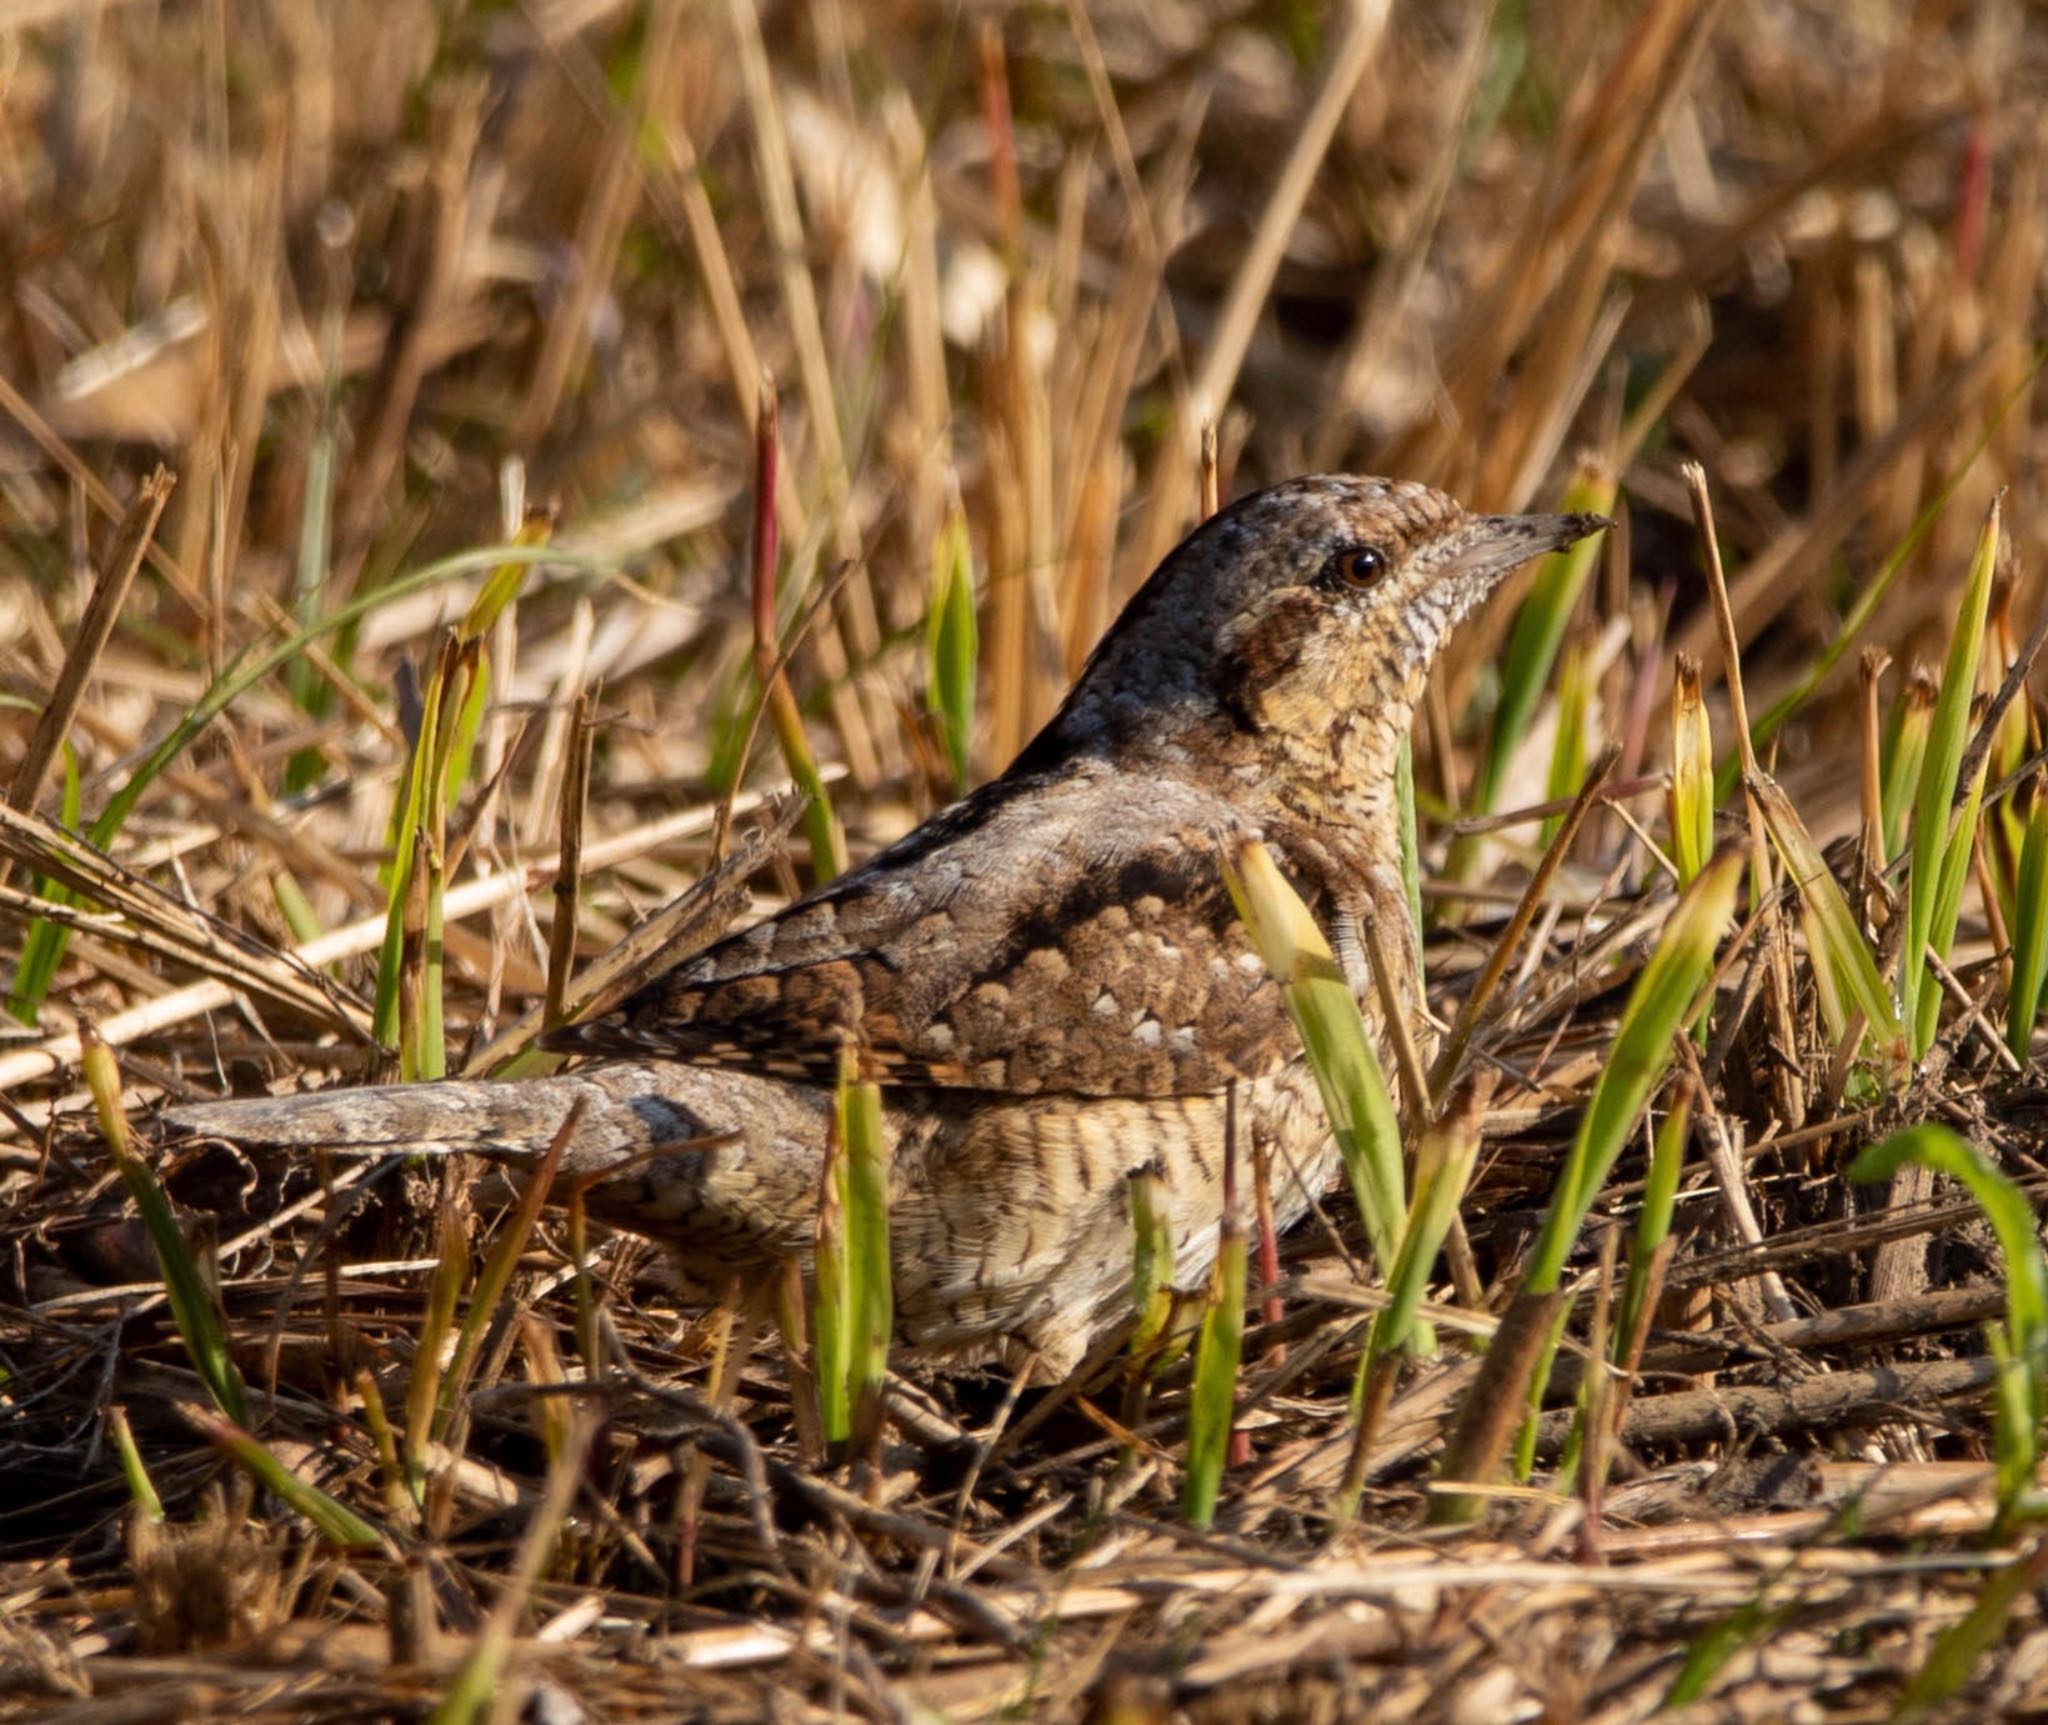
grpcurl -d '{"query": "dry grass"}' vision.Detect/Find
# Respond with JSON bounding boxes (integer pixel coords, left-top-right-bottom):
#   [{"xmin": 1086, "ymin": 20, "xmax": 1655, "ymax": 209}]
[{"xmin": 5, "ymin": 1, "xmax": 2048, "ymax": 1718}]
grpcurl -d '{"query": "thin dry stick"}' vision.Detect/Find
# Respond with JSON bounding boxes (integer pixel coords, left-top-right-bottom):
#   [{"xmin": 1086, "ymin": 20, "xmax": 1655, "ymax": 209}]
[
  {"xmin": 0, "ymin": 370, "xmax": 205, "ymax": 610},
  {"xmin": 1575, "ymin": 1220, "xmax": 1622, "ymax": 1562},
  {"xmin": 711, "ymin": 549, "xmax": 867, "ymax": 865},
  {"xmin": 1858, "ymin": 647, "xmax": 1891, "ymax": 866},
  {"xmin": 1680, "ymin": 1037, "xmax": 1798, "ymax": 1324},
  {"xmin": 1684, "ymin": 459, "xmax": 1805, "ymax": 1127},
  {"xmin": 1251, "ymin": 1138, "xmax": 1285, "ymax": 1348},
  {"xmin": 9, "ymin": 467, "xmax": 175, "ymax": 813},
  {"xmin": 1926, "ymin": 946, "xmax": 2023, "ymax": 1075},
  {"xmin": 1430, "ymin": 744, "xmax": 1619, "ymax": 1099},
  {"xmin": 544, "ymin": 683, "xmax": 598, "ymax": 1030},
  {"xmin": 1361, "ymin": 908, "xmax": 1430, "ymax": 1134}
]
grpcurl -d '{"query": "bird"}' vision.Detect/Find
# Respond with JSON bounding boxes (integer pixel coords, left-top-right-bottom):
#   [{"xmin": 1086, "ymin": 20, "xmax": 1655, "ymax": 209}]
[{"xmin": 165, "ymin": 477, "xmax": 1607, "ymax": 1372}]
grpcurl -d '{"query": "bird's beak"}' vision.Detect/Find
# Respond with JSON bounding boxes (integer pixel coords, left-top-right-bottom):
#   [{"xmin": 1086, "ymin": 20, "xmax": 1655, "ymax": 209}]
[{"xmin": 1447, "ymin": 511, "xmax": 1613, "ymax": 590}]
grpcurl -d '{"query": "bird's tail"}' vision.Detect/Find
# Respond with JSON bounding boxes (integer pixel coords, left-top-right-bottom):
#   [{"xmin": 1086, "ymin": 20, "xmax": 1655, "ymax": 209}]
[
  {"xmin": 162, "ymin": 1063, "xmax": 832, "ymax": 1268},
  {"xmin": 164, "ymin": 1066, "xmax": 667, "ymax": 1163}
]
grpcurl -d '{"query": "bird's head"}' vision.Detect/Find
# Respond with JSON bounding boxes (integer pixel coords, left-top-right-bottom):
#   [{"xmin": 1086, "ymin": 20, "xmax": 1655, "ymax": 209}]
[{"xmin": 1035, "ymin": 475, "xmax": 1609, "ymax": 818}]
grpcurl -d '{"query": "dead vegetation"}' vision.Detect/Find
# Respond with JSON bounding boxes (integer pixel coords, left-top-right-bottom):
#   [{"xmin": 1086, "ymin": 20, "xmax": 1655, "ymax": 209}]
[{"xmin": 5, "ymin": 0, "xmax": 2048, "ymax": 1719}]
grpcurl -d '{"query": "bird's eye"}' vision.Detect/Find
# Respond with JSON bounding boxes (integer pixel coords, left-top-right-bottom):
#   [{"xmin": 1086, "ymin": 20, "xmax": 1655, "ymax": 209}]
[{"xmin": 1327, "ymin": 545, "xmax": 1389, "ymax": 590}]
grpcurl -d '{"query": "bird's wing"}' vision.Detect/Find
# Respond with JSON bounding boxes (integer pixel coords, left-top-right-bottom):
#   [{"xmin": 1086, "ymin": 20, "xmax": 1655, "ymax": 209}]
[{"xmin": 544, "ymin": 771, "xmax": 1303, "ymax": 1097}]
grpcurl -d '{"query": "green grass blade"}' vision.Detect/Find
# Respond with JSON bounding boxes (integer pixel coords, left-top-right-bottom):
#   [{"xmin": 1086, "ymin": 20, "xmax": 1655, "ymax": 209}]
[
  {"xmin": 108, "ymin": 1404, "xmax": 165, "ymax": 1524},
  {"xmin": 1613, "ymin": 1081, "xmax": 1692, "ymax": 1377},
  {"xmin": 926, "ymin": 497, "xmax": 979, "ymax": 794},
  {"xmin": 1225, "ymin": 838, "xmax": 1405, "ymax": 1276},
  {"xmin": 1900, "ymin": 498, "xmax": 1999, "ymax": 1054},
  {"xmin": 1880, "ymin": 667, "xmax": 1936, "ymax": 864},
  {"xmin": 1395, "ymin": 734, "xmax": 1425, "ymax": 990},
  {"xmin": 432, "ymin": 1097, "xmax": 583, "ymax": 1441},
  {"xmin": 1370, "ymin": 1086, "xmax": 1483, "ymax": 1363},
  {"xmin": 1524, "ymin": 851, "xmax": 1740, "ymax": 1295},
  {"xmin": 814, "ymin": 1112, "xmax": 852, "ymax": 1445},
  {"xmin": 82, "ymin": 1030, "xmax": 249, "ymax": 1427},
  {"xmin": 1894, "ymin": 1536, "xmax": 2048, "ymax": 1719},
  {"xmin": 1748, "ymin": 768, "xmax": 1905, "ymax": 1071},
  {"xmin": 1850, "ymin": 1125, "xmax": 2045, "ymax": 1372},
  {"xmin": 1181, "ymin": 1209, "xmax": 1246, "ymax": 1528},
  {"xmin": 1129, "ymin": 1163, "xmax": 1176, "ymax": 1361},
  {"xmin": 419, "ymin": 827, "xmax": 448, "ymax": 1081},
  {"xmin": 1540, "ymin": 637, "xmax": 1590, "ymax": 849},
  {"xmin": 1915, "ymin": 744, "xmax": 1990, "ymax": 1055},
  {"xmin": 838, "ymin": 1053, "xmax": 892, "ymax": 1452},
  {"xmin": 2007, "ymin": 780, "xmax": 2048, "ymax": 1061},
  {"xmin": 181, "ymin": 1403, "xmax": 385, "ymax": 1548},
  {"xmin": 1669, "ymin": 653, "xmax": 1714, "ymax": 887},
  {"xmin": 1851, "ymin": 1124, "xmax": 2046, "ymax": 1519},
  {"xmin": 404, "ymin": 1204, "xmax": 469, "ymax": 1493}
]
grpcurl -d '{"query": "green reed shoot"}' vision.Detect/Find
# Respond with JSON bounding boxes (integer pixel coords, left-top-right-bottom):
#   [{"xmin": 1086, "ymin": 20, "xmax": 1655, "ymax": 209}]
[
  {"xmin": 107, "ymin": 1405, "xmax": 164, "ymax": 1524},
  {"xmin": 81, "ymin": 1027, "xmax": 248, "ymax": 1427},
  {"xmin": 1128, "ymin": 1163, "xmax": 1177, "ymax": 1365},
  {"xmin": 404, "ymin": 1204, "xmax": 469, "ymax": 1497},
  {"xmin": 1669, "ymin": 654, "xmax": 1714, "ymax": 887},
  {"xmin": 1395, "ymin": 734, "xmax": 1425, "ymax": 989},
  {"xmin": 182, "ymin": 1404, "xmax": 385, "ymax": 1549},
  {"xmin": 372, "ymin": 513, "xmax": 551, "ymax": 1066},
  {"xmin": 1918, "ymin": 729, "xmax": 1992, "ymax": 1056},
  {"xmin": 1900, "ymin": 498, "xmax": 1999, "ymax": 1059},
  {"xmin": 1851, "ymin": 1126, "xmax": 2046, "ymax": 1526},
  {"xmin": 430, "ymin": 1097, "xmax": 583, "ymax": 1444},
  {"xmin": 1879, "ymin": 666, "xmax": 1937, "ymax": 865},
  {"xmin": 1749, "ymin": 768, "xmax": 1906, "ymax": 1074},
  {"xmin": 1522, "ymin": 852, "xmax": 1740, "ymax": 1297},
  {"xmin": 813, "ymin": 1108, "xmax": 851, "ymax": 1444},
  {"xmin": 838, "ymin": 1049, "xmax": 893, "ymax": 1453},
  {"xmin": 1894, "ymin": 1535, "xmax": 2048, "ymax": 1721},
  {"xmin": 1182, "ymin": 1100, "xmax": 1247, "ymax": 1529},
  {"xmin": 812, "ymin": 1048, "xmax": 891, "ymax": 1449},
  {"xmin": 1541, "ymin": 636, "xmax": 1591, "ymax": 849},
  {"xmin": 1984, "ymin": 586, "xmax": 2033, "ymax": 915},
  {"xmin": 84, "ymin": 1035, "xmax": 379, "ymax": 1547},
  {"xmin": 1340, "ymin": 1082, "xmax": 1485, "ymax": 1517},
  {"xmin": 1225, "ymin": 838, "xmax": 1404, "ymax": 1278},
  {"xmin": 1613, "ymin": 1081, "xmax": 1692, "ymax": 1379},
  {"xmin": 926, "ymin": 494, "xmax": 979, "ymax": 795},
  {"xmin": 2007, "ymin": 775, "xmax": 2048, "ymax": 1063},
  {"xmin": 1491, "ymin": 850, "xmax": 1738, "ymax": 1488}
]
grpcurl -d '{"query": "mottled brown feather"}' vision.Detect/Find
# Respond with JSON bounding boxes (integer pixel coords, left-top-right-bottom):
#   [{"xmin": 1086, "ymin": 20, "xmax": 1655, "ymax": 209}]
[{"xmin": 546, "ymin": 767, "xmax": 1312, "ymax": 1095}]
